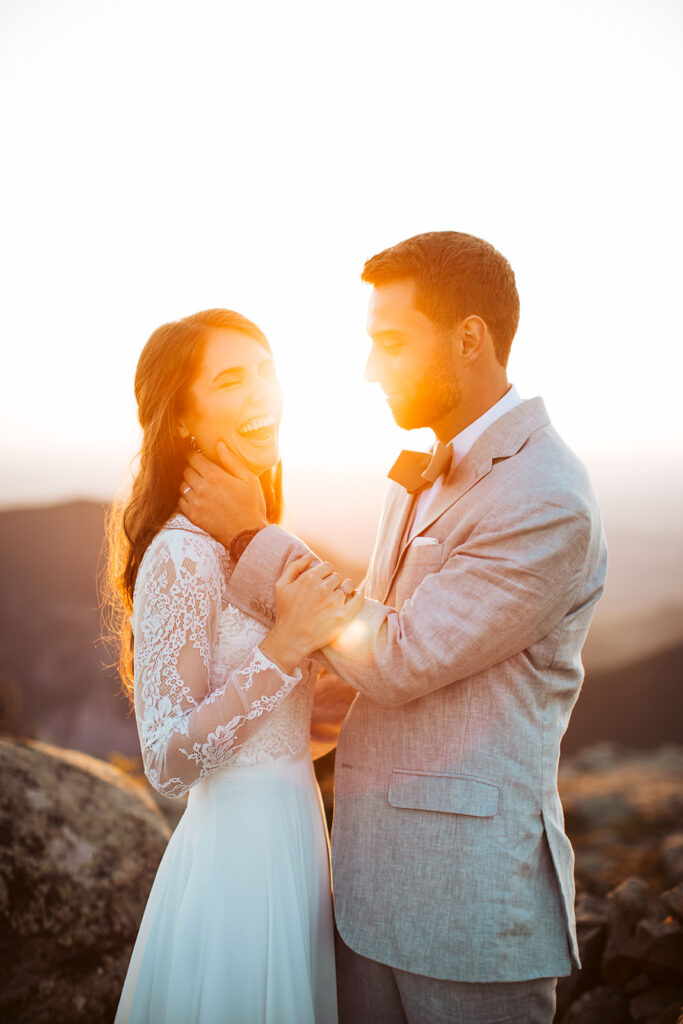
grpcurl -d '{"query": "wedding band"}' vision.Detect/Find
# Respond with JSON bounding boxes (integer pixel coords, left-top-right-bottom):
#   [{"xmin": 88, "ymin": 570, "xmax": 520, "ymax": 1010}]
[
  {"xmin": 182, "ymin": 485, "xmax": 192, "ymax": 496},
  {"xmin": 336, "ymin": 579, "xmax": 356, "ymax": 601}
]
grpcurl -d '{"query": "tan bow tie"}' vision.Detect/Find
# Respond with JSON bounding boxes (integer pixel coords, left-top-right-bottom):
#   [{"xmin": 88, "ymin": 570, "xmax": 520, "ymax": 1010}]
[{"xmin": 388, "ymin": 441, "xmax": 453, "ymax": 494}]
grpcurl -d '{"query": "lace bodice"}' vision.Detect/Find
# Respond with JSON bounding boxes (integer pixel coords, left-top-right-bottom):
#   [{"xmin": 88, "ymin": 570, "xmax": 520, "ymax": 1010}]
[{"xmin": 132, "ymin": 514, "xmax": 314, "ymax": 798}]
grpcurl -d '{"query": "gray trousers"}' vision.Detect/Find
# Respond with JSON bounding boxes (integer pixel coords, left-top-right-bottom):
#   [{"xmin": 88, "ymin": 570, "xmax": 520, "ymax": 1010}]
[{"xmin": 335, "ymin": 931, "xmax": 557, "ymax": 1024}]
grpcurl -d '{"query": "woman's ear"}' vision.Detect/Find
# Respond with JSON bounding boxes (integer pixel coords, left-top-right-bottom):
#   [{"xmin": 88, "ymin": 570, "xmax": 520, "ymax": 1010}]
[{"xmin": 176, "ymin": 419, "xmax": 191, "ymax": 439}]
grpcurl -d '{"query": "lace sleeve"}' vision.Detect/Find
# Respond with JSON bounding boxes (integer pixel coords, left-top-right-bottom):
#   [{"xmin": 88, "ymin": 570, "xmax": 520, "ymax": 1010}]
[{"xmin": 132, "ymin": 529, "xmax": 301, "ymax": 798}]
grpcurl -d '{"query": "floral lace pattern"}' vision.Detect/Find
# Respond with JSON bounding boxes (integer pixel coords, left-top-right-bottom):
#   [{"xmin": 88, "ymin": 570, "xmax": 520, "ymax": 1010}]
[{"xmin": 133, "ymin": 515, "xmax": 314, "ymax": 797}]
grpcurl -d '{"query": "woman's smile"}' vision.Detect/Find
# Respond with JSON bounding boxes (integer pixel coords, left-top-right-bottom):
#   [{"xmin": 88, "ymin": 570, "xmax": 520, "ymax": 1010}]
[{"xmin": 237, "ymin": 412, "xmax": 278, "ymax": 445}]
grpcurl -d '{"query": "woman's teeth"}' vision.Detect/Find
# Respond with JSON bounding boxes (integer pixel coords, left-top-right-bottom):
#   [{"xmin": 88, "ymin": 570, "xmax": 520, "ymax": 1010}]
[{"xmin": 238, "ymin": 413, "xmax": 277, "ymax": 440}]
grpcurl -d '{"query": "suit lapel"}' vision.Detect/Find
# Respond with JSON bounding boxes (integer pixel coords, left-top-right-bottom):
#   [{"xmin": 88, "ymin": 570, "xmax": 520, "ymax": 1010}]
[
  {"xmin": 366, "ymin": 485, "xmax": 417, "ymax": 602},
  {"xmin": 412, "ymin": 454, "xmax": 492, "ymax": 540},
  {"xmin": 381, "ymin": 455, "xmax": 492, "ymax": 602},
  {"xmin": 380, "ymin": 397, "xmax": 551, "ymax": 604}
]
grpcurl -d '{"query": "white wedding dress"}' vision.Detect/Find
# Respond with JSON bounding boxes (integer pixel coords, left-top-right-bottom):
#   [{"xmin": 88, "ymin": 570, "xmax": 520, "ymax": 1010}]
[{"xmin": 115, "ymin": 514, "xmax": 337, "ymax": 1024}]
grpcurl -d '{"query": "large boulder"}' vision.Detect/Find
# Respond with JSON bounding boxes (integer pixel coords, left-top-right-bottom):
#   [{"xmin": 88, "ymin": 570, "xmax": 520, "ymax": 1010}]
[{"xmin": 0, "ymin": 734, "xmax": 171, "ymax": 1024}]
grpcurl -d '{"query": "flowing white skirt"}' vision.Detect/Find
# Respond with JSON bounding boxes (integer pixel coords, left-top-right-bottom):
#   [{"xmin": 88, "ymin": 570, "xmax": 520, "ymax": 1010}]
[{"xmin": 115, "ymin": 751, "xmax": 338, "ymax": 1024}]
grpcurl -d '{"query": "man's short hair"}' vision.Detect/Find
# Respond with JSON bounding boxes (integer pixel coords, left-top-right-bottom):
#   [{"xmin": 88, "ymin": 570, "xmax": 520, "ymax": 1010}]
[{"xmin": 361, "ymin": 231, "xmax": 520, "ymax": 367}]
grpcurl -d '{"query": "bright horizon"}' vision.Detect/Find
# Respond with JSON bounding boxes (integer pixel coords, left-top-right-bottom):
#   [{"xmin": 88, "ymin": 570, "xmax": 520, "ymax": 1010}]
[{"xmin": 1, "ymin": 0, "xmax": 682, "ymax": 509}]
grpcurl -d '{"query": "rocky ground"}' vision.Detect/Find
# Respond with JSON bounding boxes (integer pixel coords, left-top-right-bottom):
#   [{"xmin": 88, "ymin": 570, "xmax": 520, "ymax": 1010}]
[
  {"xmin": 1, "ymin": 736, "xmax": 682, "ymax": 1023},
  {"xmin": 555, "ymin": 744, "xmax": 683, "ymax": 1023}
]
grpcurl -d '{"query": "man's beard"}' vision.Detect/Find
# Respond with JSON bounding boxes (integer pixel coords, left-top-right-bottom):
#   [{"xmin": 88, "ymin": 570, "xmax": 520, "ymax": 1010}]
[{"xmin": 389, "ymin": 356, "xmax": 462, "ymax": 432}]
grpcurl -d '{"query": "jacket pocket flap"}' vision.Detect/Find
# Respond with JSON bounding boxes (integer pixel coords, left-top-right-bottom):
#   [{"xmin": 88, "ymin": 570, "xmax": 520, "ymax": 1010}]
[{"xmin": 388, "ymin": 770, "xmax": 499, "ymax": 817}]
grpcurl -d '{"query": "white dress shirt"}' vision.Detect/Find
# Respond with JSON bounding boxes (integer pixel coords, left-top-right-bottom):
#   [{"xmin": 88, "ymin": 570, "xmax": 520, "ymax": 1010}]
[{"xmin": 408, "ymin": 385, "xmax": 522, "ymax": 541}]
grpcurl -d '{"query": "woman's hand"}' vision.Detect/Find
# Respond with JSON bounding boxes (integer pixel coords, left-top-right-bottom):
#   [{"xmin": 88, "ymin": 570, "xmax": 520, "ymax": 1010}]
[{"xmin": 260, "ymin": 554, "xmax": 363, "ymax": 674}]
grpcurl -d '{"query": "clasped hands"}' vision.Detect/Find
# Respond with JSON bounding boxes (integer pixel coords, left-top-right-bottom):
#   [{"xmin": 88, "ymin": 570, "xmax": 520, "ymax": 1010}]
[{"xmin": 178, "ymin": 444, "xmax": 362, "ymax": 673}]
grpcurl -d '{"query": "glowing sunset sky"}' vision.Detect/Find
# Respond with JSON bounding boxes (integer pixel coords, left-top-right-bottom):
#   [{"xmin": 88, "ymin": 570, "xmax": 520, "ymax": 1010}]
[{"xmin": 1, "ymin": 0, "xmax": 681, "ymax": 508}]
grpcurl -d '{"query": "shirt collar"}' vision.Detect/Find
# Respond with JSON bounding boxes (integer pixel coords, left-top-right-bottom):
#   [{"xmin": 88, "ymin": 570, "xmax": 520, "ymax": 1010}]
[{"xmin": 447, "ymin": 385, "xmax": 522, "ymax": 464}]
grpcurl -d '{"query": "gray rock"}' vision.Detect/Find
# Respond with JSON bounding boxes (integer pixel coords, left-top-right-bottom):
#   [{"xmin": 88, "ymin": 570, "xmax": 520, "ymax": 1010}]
[
  {"xmin": 603, "ymin": 878, "xmax": 683, "ymax": 986},
  {"xmin": 661, "ymin": 834, "xmax": 683, "ymax": 888},
  {"xmin": 629, "ymin": 986, "xmax": 683, "ymax": 1024},
  {"xmin": 561, "ymin": 985, "xmax": 632, "ymax": 1024},
  {"xmin": 625, "ymin": 974, "xmax": 656, "ymax": 996},
  {"xmin": 0, "ymin": 734, "xmax": 170, "ymax": 1024},
  {"xmin": 556, "ymin": 894, "xmax": 609, "ymax": 1021},
  {"xmin": 663, "ymin": 882, "xmax": 683, "ymax": 925}
]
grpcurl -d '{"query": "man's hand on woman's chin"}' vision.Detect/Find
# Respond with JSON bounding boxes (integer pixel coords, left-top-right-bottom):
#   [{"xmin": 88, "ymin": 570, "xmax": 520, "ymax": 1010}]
[{"xmin": 178, "ymin": 443, "xmax": 268, "ymax": 548}]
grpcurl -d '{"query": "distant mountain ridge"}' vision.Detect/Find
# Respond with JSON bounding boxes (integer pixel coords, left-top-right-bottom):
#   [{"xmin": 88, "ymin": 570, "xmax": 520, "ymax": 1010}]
[
  {"xmin": 0, "ymin": 501, "xmax": 135, "ymax": 756},
  {"xmin": 0, "ymin": 501, "xmax": 681, "ymax": 760}
]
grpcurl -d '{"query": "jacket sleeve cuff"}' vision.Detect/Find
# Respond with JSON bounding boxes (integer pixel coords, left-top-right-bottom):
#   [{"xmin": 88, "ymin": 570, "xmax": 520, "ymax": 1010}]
[{"xmin": 226, "ymin": 525, "xmax": 317, "ymax": 627}]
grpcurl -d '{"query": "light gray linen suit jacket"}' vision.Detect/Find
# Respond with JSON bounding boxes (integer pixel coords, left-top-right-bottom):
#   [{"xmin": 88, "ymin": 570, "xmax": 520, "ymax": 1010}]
[{"xmin": 225, "ymin": 398, "xmax": 608, "ymax": 983}]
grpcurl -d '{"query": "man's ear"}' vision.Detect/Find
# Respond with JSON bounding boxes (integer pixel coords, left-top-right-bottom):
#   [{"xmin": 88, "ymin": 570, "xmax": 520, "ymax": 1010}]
[{"xmin": 458, "ymin": 315, "xmax": 489, "ymax": 364}]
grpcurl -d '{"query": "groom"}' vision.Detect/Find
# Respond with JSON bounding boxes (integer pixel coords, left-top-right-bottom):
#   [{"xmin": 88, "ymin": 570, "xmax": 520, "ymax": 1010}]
[{"xmin": 179, "ymin": 231, "xmax": 607, "ymax": 1023}]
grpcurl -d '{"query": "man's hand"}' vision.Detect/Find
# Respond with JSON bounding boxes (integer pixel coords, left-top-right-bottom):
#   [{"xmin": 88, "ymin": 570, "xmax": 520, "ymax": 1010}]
[{"xmin": 178, "ymin": 442, "xmax": 268, "ymax": 547}]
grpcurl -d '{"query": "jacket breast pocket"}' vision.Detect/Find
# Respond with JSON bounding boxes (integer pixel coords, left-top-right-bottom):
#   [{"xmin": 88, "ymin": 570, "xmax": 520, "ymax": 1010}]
[
  {"xmin": 401, "ymin": 541, "xmax": 445, "ymax": 569},
  {"xmin": 388, "ymin": 769, "xmax": 499, "ymax": 817}
]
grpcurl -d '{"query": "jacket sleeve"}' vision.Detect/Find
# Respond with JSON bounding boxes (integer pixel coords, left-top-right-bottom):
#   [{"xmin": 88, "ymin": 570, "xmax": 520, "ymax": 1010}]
[{"xmin": 225, "ymin": 490, "xmax": 597, "ymax": 707}]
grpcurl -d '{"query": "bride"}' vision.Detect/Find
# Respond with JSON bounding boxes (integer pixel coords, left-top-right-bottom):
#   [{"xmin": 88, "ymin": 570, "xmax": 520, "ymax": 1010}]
[{"xmin": 108, "ymin": 308, "xmax": 360, "ymax": 1024}]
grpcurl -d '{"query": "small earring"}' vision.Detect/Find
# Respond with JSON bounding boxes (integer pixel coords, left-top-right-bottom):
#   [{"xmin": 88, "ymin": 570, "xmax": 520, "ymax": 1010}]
[{"xmin": 190, "ymin": 436, "xmax": 198, "ymax": 450}]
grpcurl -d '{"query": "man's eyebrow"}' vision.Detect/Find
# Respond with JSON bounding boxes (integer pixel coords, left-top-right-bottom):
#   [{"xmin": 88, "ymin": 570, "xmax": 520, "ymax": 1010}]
[{"xmin": 371, "ymin": 329, "xmax": 406, "ymax": 341}]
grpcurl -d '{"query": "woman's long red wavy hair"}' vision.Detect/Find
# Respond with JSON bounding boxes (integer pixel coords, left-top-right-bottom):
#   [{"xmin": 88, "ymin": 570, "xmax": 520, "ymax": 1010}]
[{"xmin": 106, "ymin": 309, "xmax": 283, "ymax": 699}]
